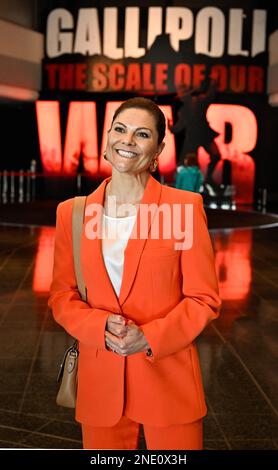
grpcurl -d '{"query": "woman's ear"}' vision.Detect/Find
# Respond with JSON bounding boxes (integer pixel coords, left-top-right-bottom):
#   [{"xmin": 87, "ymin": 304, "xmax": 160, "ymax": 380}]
[{"xmin": 157, "ymin": 141, "xmax": 166, "ymax": 156}]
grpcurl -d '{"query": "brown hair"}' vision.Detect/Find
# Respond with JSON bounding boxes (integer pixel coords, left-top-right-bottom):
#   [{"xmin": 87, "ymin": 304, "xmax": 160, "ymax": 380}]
[
  {"xmin": 184, "ymin": 153, "xmax": 199, "ymax": 167},
  {"xmin": 111, "ymin": 97, "xmax": 166, "ymax": 145}
]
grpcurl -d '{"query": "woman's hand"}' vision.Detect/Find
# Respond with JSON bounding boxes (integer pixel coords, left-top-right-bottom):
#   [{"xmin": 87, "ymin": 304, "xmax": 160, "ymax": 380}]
[
  {"xmin": 105, "ymin": 314, "xmax": 128, "ymax": 339},
  {"xmin": 105, "ymin": 318, "xmax": 150, "ymax": 356}
]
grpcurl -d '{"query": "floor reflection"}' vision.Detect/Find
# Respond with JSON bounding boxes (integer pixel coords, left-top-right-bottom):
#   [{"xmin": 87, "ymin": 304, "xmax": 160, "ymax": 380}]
[{"xmin": 0, "ymin": 223, "xmax": 277, "ymax": 449}]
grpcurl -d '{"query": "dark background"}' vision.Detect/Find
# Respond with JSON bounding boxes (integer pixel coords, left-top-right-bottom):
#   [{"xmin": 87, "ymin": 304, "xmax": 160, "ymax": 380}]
[{"xmin": 0, "ymin": 0, "xmax": 277, "ymax": 207}]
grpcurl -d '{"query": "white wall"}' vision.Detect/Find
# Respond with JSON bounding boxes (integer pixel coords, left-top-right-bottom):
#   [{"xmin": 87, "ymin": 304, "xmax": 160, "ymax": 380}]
[
  {"xmin": 267, "ymin": 30, "xmax": 278, "ymax": 106},
  {"xmin": 0, "ymin": 0, "xmax": 37, "ymax": 30},
  {"xmin": 0, "ymin": 19, "xmax": 43, "ymax": 101}
]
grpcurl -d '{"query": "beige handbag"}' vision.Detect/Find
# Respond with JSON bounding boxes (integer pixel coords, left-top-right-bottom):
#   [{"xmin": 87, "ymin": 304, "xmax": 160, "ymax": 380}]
[{"xmin": 56, "ymin": 196, "xmax": 87, "ymax": 408}]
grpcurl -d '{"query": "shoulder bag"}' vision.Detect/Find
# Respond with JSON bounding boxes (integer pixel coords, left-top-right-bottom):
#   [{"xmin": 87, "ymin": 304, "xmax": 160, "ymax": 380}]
[{"xmin": 56, "ymin": 195, "xmax": 87, "ymax": 408}]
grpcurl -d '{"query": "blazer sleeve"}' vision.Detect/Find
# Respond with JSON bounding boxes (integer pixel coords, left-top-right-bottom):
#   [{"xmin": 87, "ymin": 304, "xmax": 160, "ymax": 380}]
[
  {"xmin": 141, "ymin": 194, "xmax": 221, "ymax": 362},
  {"xmin": 47, "ymin": 201, "xmax": 110, "ymax": 349}
]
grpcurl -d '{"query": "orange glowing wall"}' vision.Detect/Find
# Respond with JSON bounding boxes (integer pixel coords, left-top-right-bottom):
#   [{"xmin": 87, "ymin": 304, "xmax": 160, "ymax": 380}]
[
  {"xmin": 198, "ymin": 104, "xmax": 257, "ymax": 204},
  {"xmin": 36, "ymin": 101, "xmax": 62, "ymax": 173},
  {"xmin": 36, "ymin": 101, "xmax": 98, "ymax": 174},
  {"xmin": 63, "ymin": 102, "xmax": 98, "ymax": 174},
  {"xmin": 36, "ymin": 101, "xmax": 258, "ymax": 203}
]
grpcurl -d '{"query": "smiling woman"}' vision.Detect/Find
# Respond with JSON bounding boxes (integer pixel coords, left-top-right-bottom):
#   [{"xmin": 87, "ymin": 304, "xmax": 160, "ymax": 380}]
[{"xmin": 48, "ymin": 96, "xmax": 221, "ymax": 450}]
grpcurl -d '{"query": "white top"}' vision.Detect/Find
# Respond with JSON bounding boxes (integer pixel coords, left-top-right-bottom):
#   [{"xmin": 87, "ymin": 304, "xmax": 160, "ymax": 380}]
[{"xmin": 101, "ymin": 213, "xmax": 137, "ymax": 297}]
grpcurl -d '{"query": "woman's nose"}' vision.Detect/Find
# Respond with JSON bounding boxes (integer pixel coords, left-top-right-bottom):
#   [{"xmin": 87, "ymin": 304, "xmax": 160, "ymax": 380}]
[{"xmin": 121, "ymin": 132, "xmax": 136, "ymax": 145}]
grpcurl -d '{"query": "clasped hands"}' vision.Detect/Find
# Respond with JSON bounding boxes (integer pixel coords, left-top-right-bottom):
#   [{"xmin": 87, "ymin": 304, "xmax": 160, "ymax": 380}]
[{"xmin": 105, "ymin": 314, "xmax": 149, "ymax": 357}]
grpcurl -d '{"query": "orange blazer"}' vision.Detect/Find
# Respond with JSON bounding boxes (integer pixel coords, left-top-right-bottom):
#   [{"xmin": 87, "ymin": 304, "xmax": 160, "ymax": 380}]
[{"xmin": 48, "ymin": 174, "xmax": 221, "ymax": 427}]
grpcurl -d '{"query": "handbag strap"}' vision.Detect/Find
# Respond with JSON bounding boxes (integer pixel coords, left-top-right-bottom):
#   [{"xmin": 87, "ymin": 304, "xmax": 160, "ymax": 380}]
[{"xmin": 72, "ymin": 196, "xmax": 87, "ymax": 302}]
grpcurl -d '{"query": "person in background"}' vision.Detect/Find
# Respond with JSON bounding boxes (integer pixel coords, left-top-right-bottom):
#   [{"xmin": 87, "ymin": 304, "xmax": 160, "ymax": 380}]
[
  {"xmin": 169, "ymin": 78, "xmax": 221, "ymax": 190},
  {"xmin": 175, "ymin": 153, "xmax": 204, "ymax": 193}
]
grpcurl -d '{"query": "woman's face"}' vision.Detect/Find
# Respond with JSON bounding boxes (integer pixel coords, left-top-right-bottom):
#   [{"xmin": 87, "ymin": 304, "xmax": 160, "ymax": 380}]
[{"xmin": 106, "ymin": 107, "xmax": 165, "ymax": 174}]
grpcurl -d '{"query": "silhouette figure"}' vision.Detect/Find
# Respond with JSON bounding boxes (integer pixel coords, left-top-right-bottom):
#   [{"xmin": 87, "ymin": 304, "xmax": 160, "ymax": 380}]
[{"xmin": 169, "ymin": 78, "xmax": 221, "ymax": 188}]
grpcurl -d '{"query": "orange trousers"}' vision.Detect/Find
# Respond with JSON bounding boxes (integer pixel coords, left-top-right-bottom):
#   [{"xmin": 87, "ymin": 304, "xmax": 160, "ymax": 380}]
[{"xmin": 82, "ymin": 414, "xmax": 203, "ymax": 450}]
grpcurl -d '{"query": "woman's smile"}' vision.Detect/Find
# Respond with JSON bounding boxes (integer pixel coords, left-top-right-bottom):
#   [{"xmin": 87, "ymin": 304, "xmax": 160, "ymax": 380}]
[{"xmin": 115, "ymin": 149, "xmax": 139, "ymax": 159}]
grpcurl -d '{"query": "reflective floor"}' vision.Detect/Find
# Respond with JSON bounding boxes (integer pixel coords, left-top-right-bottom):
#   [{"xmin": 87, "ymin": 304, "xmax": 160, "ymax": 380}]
[{"xmin": 0, "ymin": 213, "xmax": 277, "ymax": 449}]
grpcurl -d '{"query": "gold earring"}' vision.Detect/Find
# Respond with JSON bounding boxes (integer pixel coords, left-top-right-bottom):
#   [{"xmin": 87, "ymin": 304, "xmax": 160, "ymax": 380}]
[{"xmin": 150, "ymin": 158, "xmax": 158, "ymax": 172}]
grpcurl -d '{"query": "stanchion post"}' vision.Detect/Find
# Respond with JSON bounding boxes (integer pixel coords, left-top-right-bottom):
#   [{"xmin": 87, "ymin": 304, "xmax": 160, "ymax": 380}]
[
  {"xmin": 2, "ymin": 170, "xmax": 8, "ymax": 204},
  {"xmin": 26, "ymin": 170, "xmax": 31, "ymax": 202},
  {"xmin": 30, "ymin": 159, "xmax": 37, "ymax": 201},
  {"xmin": 262, "ymin": 188, "xmax": 267, "ymax": 213},
  {"xmin": 10, "ymin": 171, "xmax": 15, "ymax": 203},
  {"xmin": 77, "ymin": 173, "xmax": 82, "ymax": 195},
  {"xmin": 19, "ymin": 169, "xmax": 24, "ymax": 203}
]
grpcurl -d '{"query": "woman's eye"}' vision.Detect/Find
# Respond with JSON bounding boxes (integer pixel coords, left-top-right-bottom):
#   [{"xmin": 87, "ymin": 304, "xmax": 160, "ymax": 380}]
[
  {"xmin": 114, "ymin": 127, "xmax": 149, "ymax": 138},
  {"xmin": 138, "ymin": 132, "xmax": 149, "ymax": 138}
]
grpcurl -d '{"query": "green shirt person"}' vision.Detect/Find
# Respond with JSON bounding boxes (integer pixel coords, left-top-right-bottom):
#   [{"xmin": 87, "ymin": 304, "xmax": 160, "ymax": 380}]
[{"xmin": 175, "ymin": 153, "xmax": 204, "ymax": 193}]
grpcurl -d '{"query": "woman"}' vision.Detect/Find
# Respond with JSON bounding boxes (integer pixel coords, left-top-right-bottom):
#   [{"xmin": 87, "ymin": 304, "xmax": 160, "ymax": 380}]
[{"xmin": 48, "ymin": 97, "xmax": 221, "ymax": 450}]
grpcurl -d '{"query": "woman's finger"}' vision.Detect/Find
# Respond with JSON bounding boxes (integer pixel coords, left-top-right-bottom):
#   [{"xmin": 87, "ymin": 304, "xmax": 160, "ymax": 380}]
[
  {"xmin": 106, "ymin": 323, "xmax": 126, "ymax": 336},
  {"xmin": 110, "ymin": 315, "xmax": 125, "ymax": 324},
  {"xmin": 105, "ymin": 338, "xmax": 117, "ymax": 353}
]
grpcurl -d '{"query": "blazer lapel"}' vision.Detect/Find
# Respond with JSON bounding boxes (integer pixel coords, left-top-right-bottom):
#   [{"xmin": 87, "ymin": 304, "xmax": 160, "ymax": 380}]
[
  {"xmin": 80, "ymin": 174, "xmax": 162, "ymax": 311},
  {"xmin": 118, "ymin": 175, "xmax": 162, "ymax": 306}
]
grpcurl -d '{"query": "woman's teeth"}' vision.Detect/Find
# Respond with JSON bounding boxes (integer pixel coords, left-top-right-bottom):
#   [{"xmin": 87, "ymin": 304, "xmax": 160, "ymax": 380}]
[{"xmin": 116, "ymin": 149, "xmax": 138, "ymax": 158}]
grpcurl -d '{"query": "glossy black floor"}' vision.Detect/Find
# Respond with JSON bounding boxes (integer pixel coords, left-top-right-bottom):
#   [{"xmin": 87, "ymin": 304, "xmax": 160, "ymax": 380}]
[{"xmin": 0, "ymin": 205, "xmax": 277, "ymax": 449}]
